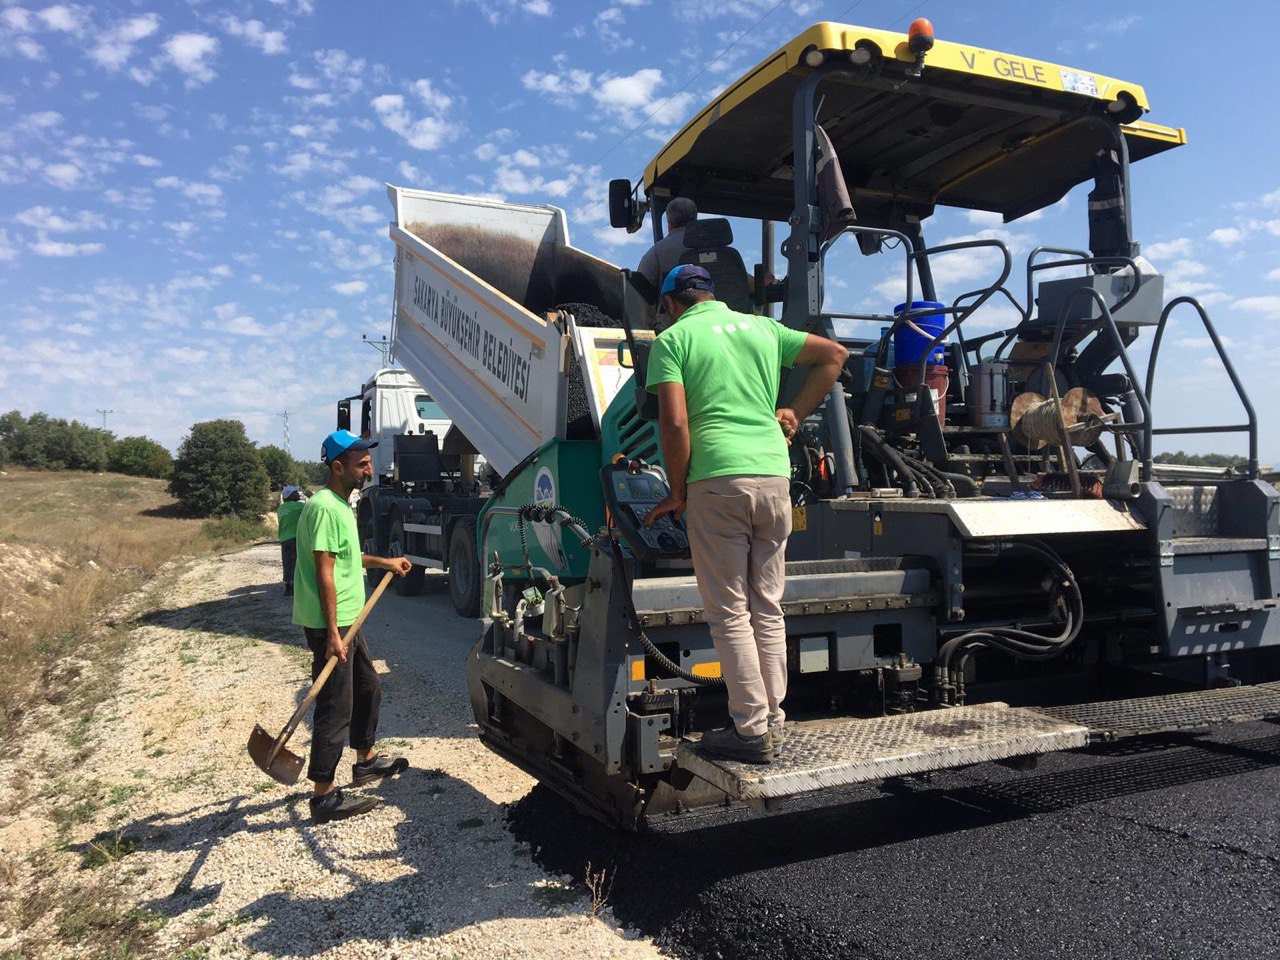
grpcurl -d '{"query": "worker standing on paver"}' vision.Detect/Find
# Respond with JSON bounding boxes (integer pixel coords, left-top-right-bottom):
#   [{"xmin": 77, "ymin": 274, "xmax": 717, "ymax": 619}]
[
  {"xmin": 293, "ymin": 430, "xmax": 412, "ymax": 822},
  {"xmin": 644, "ymin": 265, "xmax": 848, "ymax": 763},
  {"xmin": 276, "ymin": 486, "xmax": 304, "ymax": 596}
]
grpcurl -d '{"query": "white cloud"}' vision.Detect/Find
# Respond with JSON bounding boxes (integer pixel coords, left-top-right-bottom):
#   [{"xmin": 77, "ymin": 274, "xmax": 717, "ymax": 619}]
[
  {"xmin": 14, "ymin": 37, "xmax": 45, "ymax": 60},
  {"xmin": 371, "ymin": 82, "xmax": 455, "ymax": 150},
  {"xmin": 524, "ymin": 0, "xmax": 552, "ymax": 12},
  {"xmin": 331, "ymin": 279, "xmax": 368, "ymax": 295},
  {"xmin": 223, "ymin": 314, "xmax": 269, "ymax": 336},
  {"xmin": 38, "ymin": 5, "xmax": 89, "ymax": 33},
  {"xmin": 43, "ymin": 162, "xmax": 82, "ymax": 189},
  {"xmin": 1232, "ymin": 295, "xmax": 1280, "ymax": 320},
  {"xmin": 0, "ymin": 228, "xmax": 18, "ymax": 261},
  {"xmin": 288, "ymin": 71, "xmax": 319, "ymax": 90},
  {"xmin": 1208, "ymin": 227, "xmax": 1243, "ymax": 245},
  {"xmin": 155, "ymin": 176, "xmax": 224, "ymax": 206},
  {"xmin": 595, "ymin": 7, "xmax": 631, "ymax": 49},
  {"xmin": 89, "ymin": 13, "xmax": 160, "ymax": 71},
  {"xmin": 222, "ymin": 17, "xmax": 287, "ymax": 55},
  {"xmin": 29, "ymin": 231, "xmax": 105, "ymax": 256},
  {"xmin": 1267, "ymin": 267, "xmax": 1280, "ymax": 282},
  {"xmin": 14, "ymin": 206, "xmax": 105, "ymax": 232},
  {"xmin": 1142, "ymin": 237, "xmax": 1193, "ymax": 262},
  {"xmin": 521, "ymin": 65, "xmax": 693, "ymax": 127},
  {"xmin": 209, "ymin": 264, "xmax": 233, "ymax": 278},
  {"xmin": 161, "ymin": 32, "xmax": 219, "ymax": 86},
  {"xmin": 314, "ymin": 48, "xmax": 365, "ymax": 95},
  {"xmin": 398, "ymin": 160, "xmax": 423, "ymax": 182}
]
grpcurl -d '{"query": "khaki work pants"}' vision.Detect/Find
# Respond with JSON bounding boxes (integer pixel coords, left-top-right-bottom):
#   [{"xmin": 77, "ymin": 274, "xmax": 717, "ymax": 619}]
[{"xmin": 686, "ymin": 475, "xmax": 791, "ymax": 738}]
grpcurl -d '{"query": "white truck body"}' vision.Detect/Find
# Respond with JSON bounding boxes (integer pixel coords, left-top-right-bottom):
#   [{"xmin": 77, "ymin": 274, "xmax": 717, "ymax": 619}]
[{"xmin": 353, "ymin": 368, "xmax": 452, "ymax": 484}]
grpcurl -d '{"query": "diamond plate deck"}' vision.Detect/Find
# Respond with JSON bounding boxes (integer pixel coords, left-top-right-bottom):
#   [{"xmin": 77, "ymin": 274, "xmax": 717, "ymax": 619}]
[
  {"xmin": 675, "ymin": 704, "xmax": 1088, "ymax": 801},
  {"xmin": 1039, "ymin": 681, "xmax": 1280, "ymax": 739}
]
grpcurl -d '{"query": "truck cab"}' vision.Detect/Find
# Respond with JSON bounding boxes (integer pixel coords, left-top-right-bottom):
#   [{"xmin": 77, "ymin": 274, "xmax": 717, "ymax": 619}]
[
  {"xmin": 337, "ymin": 368, "xmax": 489, "ymax": 616},
  {"xmin": 336, "ymin": 368, "xmax": 454, "ymax": 486}
]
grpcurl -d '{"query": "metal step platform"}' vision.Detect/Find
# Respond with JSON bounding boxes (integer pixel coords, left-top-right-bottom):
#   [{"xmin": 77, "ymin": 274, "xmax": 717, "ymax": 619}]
[
  {"xmin": 1038, "ymin": 680, "xmax": 1280, "ymax": 739},
  {"xmin": 675, "ymin": 703, "xmax": 1088, "ymax": 803},
  {"xmin": 675, "ymin": 682, "xmax": 1280, "ymax": 805}
]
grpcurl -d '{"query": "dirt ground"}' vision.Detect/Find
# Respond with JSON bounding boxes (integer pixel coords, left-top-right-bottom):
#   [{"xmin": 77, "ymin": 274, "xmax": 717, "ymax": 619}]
[{"xmin": 0, "ymin": 543, "xmax": 667, "ymax": 960}]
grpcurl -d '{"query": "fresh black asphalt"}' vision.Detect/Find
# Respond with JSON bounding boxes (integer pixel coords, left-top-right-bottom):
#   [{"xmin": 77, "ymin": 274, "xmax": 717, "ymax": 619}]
[{"xmin": 510, "ymin": 720, "xmax": 1280, "ymax": 960}]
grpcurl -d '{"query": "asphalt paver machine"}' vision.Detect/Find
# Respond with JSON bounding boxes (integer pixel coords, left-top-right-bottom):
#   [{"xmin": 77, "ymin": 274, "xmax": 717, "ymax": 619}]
[{"xmin": 390, "ymin": 21, "xmax": 1280, "ymax": 829}]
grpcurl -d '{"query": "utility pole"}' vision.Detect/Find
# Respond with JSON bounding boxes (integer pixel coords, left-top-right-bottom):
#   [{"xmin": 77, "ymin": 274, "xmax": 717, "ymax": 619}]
[
  {"xmin": 362, "ymin": 334, "xmax": 392, "ymax": 367},
  {"xmin": 278, "ymin": 410, "xmax": 292, "ymax": 456},
  {"xmin": 96, "ymin": 408, "xmax": 113, "ymax": 431}
]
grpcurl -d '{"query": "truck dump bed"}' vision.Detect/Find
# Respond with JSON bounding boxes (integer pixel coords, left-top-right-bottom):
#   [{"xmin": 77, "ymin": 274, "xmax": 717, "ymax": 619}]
[{"xmin": 387, "ymin": 186, "xmax": 630, "ymax": 476}]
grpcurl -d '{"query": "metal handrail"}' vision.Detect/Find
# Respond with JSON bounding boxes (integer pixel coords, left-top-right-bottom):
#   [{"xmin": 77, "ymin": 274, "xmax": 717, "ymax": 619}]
[
  {"xmin": 907, "ymin": 238, "xmax": 1013, "ymax": 390},
  {"xmin": 951, "ymin": 285, "xmax": 1026, "ymax": 373},
  {"xmin": 818, "ymin": 224, "xmax": 917, "ymax": 322},
  {"xmin": 993, "ymin": 248, "xmax": 1145, "ymax": 361},
  {"xmin": 1046, "ymin": 286, "xmax": 1153, "ymax": 479},
  {"xmin": 1144, "ymin": 296, "xmax": 1259, "ymax": 480}
]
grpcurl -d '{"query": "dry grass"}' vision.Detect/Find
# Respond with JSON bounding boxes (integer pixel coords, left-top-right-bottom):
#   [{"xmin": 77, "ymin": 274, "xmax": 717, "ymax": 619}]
[{"xmin": 0, "ymin": 467, "xmax": 265, "ymax": 739}]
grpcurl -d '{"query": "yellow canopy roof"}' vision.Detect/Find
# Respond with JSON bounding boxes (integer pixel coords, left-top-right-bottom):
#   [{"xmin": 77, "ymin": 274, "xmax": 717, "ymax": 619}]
[{"xmin": 643, "ymin": 22, "xmax": 1185, "ymax": 222}]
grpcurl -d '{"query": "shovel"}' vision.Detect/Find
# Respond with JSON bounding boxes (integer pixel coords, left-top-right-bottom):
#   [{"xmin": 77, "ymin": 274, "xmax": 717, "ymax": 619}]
[{"xmin": 248, "ymin": 571, "xmax": 394, "ymax": 784}]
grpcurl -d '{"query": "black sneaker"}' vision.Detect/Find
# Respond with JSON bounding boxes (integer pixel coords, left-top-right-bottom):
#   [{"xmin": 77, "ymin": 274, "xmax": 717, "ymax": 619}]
[
  {"xmin": 309, "ymin": 787, "xmax": 379, "ymax": 824},
  {"xmin": 352, "ymin": 754, "xmax": 409, "ymax": 786},
  {"xmin": 699, "ymin": 726, "xmax": 773, "ymax": 765}
]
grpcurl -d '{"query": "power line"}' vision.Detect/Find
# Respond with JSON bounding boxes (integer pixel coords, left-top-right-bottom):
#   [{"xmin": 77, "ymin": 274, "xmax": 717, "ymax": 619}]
[{"xmin": 95, "ymin": 408, "xmax": 113, "ymax": 431}]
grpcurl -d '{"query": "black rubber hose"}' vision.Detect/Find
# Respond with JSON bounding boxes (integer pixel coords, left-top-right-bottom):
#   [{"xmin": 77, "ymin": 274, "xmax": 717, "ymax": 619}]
[
  {"xmin": 935, "ymin": 540, "xmax": 1083, "ymax": 675},
  {"xmin": 938, "ymin": 471, "xmax": 979, "ymax": 497},
  {"xmin": 855, "ymin": 425, "xmax": 919, "ymax": 497},
  {"xmin": 608, "ymin": 538, "xmax": 725, "ymax": 687}
]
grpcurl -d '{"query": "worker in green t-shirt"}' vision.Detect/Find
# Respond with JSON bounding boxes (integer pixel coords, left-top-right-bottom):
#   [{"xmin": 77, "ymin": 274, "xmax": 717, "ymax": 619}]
[
  {"xmin": 276, "ymin": 487, "xmax": 305, "ymax": 596},
  {"xmin": 644, "ymin": 265, "xmax": 847, "ymax": 765},
  {"xmin": 292, "ymin": 429, "xmax": 412, "ymax": 823}
]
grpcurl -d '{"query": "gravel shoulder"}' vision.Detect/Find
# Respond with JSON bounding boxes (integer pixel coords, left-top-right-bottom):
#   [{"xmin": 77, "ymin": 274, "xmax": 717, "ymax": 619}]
[{"xmin": 0, "ymin": 542, "xmax": 667, "ymax": 960}]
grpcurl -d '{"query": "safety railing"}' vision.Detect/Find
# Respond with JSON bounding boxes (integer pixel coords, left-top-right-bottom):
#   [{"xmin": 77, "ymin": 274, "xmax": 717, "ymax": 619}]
[
  {"xmin": 817, "ymin": 225, "xmax": 1014, "ymax": 394},
  {"xmin": 1045, "ymin": 286, "xmax": 1153, "ymax": 479},
  {"xmin": 1144, "ymin": 297, "xmax": 1259, "ymax": 480}
]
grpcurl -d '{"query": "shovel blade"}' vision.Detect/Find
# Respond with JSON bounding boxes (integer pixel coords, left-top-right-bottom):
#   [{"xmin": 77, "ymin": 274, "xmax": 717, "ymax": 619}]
[{"xmin": 247, "ymin": 723, "xmax": 304, "ymax": 785}]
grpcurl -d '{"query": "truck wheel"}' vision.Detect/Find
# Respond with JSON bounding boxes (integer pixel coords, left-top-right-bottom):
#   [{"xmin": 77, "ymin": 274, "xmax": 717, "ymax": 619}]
[
  {"xmin": 449, "ymin": 523, "xmax": 483, "ymax": 618},
  {"xmin": 389, "ymin": 517, "xmax": 425, "ymax": 597}
]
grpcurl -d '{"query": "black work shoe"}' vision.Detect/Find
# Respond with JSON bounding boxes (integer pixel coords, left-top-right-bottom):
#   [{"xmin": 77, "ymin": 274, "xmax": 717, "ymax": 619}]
[
  {"xmin": 352, "ymin": 754, "xmax": 409, "ymax": 786},
  {"xmin": 699, "ymin": 726, "xmax": 773, "ymax": 765},
  {"xmin": 769, "ymin": 720, "xmax": 787, "ymax": 755},
  {"xmin": 310, "ymin": 787, "xmax": 379, "ymax": 824}
]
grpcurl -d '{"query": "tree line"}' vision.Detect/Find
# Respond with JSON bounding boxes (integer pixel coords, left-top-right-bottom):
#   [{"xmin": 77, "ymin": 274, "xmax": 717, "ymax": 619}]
[{"xmin": 1, "ymin": 411, "xmax": 328, "ymax": 519}]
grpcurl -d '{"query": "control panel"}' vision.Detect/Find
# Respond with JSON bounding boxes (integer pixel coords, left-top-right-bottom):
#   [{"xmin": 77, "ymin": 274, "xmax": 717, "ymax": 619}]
[{"xmin": 600, "ymin": 459, "xmax": 690, "ymax": 560}]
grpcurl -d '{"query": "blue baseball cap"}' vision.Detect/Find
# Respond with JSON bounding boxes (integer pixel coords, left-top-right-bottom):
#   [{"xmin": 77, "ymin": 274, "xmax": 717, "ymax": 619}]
[
  {"xmin": 321, "ymin": 429, "xmax": 378, "ymax": 463},
  {"xmin": 660, "ymin": 264, "xmax": 715, "ymax": 297}
]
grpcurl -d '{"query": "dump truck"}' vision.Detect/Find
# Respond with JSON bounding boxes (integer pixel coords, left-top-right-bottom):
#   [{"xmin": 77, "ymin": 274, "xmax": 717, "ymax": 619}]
[
  {"xmin": 384, "ymin": 19, "xmax": 1279, "ymax": 830},
  {"xmin": 337, "ymin": 368, "xmax": 492, "ymax": 613}
]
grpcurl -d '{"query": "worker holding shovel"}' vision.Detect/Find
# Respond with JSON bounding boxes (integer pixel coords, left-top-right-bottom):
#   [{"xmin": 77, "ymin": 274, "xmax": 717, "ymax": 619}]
[{"xmin": 291, "ymin": 429, "xmax": 412, "ymax": 823}]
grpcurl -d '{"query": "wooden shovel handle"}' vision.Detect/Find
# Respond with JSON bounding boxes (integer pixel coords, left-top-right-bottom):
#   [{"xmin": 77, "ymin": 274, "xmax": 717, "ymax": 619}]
[{"xmin": 269, "ymin": 570, "xmax": 394, "ymax": 760}]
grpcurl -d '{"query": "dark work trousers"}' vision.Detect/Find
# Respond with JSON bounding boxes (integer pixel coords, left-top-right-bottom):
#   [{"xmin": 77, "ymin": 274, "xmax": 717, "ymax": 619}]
[
  {"xmin": 302, "ymin": 627, "xmax": 382, "ymax": 784},
  {"xmin": 280, "ymin": 539, "xmax": 297, "ymax": 592}
]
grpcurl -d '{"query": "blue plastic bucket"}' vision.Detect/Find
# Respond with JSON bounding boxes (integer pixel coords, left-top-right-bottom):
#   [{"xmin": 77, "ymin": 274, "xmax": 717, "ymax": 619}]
[{"xmin": 892, "ymin": 300, "xmax": 947, "ymax": 365}]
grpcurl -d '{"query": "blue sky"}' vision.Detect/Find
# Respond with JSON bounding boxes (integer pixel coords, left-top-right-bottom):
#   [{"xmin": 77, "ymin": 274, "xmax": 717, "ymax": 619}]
[{"xmin": 1, "ymin": 0, "xmax": 1278, "ymax": 464}]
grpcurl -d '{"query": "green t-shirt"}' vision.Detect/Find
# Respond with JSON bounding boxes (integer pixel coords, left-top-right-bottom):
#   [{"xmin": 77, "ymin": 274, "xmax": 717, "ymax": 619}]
[
  {"xmin": 276, "ymin": 500, "xmax": 304, "ymax": 542},
  {"xmin": 292, "ymin": 489, "xmax": 365, "ymax": 629},
  {"xmin": 646, "ymin": 300, "xmax": 808, "ymax": 484}
]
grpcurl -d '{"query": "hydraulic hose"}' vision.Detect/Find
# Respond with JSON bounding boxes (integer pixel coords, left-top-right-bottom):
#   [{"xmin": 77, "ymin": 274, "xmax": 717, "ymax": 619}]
[
  {"xmin": 607, "ymin": 537, "xmax": 724, "ymax": 688},
  {"xmin": 855, "ymin": 425, "xmax": 920, "ymax": 497},
  {"xmin": 934, "ymin": 540, "xmax": 1084, "ymax": 702}
]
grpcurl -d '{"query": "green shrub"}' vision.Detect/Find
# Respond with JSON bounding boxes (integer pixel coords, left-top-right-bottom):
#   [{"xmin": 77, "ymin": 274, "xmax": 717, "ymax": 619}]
[
  {"xmin": 257, "ymin": 444, "xmax": 308, "ymax": 490},
  {"xmin": 200, "ymin": 517, "xmax": 267, "ymax": 543},
  {"xmin": 169, "ymin": 420, "xmax": 269, "ymax": 518},
  {"xmin": 109, "ymin": 436, "xmax": 173, "ymax": 478}
]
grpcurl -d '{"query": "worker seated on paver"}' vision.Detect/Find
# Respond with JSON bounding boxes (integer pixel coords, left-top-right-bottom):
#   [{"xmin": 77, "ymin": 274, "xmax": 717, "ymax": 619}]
[
  {"xmin": 636, "ymin": 197, "xmax": 699, "ymax": 298},
  {"xmin": 643, "ymin": 265, "xmax": 848, "ymax": 764}
]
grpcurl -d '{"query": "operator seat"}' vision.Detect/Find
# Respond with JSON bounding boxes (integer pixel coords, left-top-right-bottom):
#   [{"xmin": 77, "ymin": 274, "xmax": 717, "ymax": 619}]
[{"xmin": 676, "ymin": 218, "xmax": 752, "ymax": 313}]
